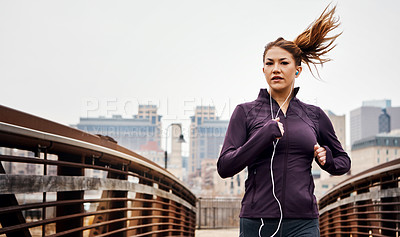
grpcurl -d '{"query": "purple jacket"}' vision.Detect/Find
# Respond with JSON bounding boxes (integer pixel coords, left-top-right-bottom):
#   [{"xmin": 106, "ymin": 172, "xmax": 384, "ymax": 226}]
[{"xmin": 217, "ymin": 88, "xmax": 350, "ymax": 219}]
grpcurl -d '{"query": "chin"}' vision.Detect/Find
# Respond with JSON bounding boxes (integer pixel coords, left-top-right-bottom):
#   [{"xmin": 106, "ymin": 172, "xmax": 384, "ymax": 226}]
[{"xmin": 270, "ymin": 85, "xmax": 288, "ymax": 90}]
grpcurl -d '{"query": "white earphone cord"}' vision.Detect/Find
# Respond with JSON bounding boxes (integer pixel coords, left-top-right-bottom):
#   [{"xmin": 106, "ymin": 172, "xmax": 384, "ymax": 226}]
[{"xmin": 259, "ymin": 82, "xmax": 294, "ymax": 237}]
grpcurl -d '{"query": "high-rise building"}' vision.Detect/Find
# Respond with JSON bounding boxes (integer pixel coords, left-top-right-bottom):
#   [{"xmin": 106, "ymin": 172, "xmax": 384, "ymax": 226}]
[
  {"xmin": 350, "ymin": 106, "xmax": 382, "ymax": 146},
  {"xmin": 137, "ymin": 105, "xmax": 162, "ymax": 128},
  {"xmin": 379, "ymin": 109, "xmax": 391, "ymax": 133},
  {"xmin": 76, "ymin": 105, "xmax": 162, "ymax": 152},
  {"xmin": 350, "ymin": 100, "xmax": 400, "ymax": 146},
  {"xmin": 351, "ymin": 130, "xmax": 400, "ymax": 175},
  {"xmin": 189, "ymin": 106, "xmax": 228, "ymax": 177},
  {"xmin": 362, "ymin": 99, "xmax": 391, "ymax": 108},
  {"xmin": 387, "ymin": 107, "xmax": 400, "ymax": 130},
  {"xmin": 324, "ymin": 110, "xmax": 346, "ymax": 148}
]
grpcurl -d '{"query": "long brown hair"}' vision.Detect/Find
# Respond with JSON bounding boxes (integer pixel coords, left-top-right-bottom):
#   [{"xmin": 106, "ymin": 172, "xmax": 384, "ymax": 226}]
[{"xmin": 263, "ymin": 5, "xmax": 342, "ymax": 78}]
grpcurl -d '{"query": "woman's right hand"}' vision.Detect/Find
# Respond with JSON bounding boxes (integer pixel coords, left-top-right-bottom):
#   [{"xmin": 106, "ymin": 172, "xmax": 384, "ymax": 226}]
[{"xmin": 272, "ymin": 117, "xmax": 284, "ymax": 138}]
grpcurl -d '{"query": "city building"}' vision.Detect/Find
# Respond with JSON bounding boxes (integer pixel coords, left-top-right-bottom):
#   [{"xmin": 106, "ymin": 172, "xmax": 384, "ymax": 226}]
[
  {"xmin": 212, "ymin": 167, "xmax": 247, "ymax": 197},
  {"xmin": 350, "ymin": 106, "xmax": 382, "ymax": 146},
  {"xmin": 76, "ymin": 105, "xmax": 162, "ymax": 152},
  {"xmin": 387, "ymin": 106, "xmax": 400, "ymax": 129},
  {"xmin": 137, "ymin": 104, "xmax": 162, "ymax": 128},
  {"xmin": 313, "ymin": 175, "xmax": 348, "ymax": 199},
  {"xmin": 76, "ymin": 106, "xmax": 188, "ymax": 181},
  {"xmin": 136, "ymin": 141, "xmax": 165, "ymax": 168},
  {"xmin": 324, "ymin": 110, "xmax": 346, "ymax": 148},
  {"xmin": 350, "ymin": 100, "xmax": 400, "ymax": 145},
  {"xmin": 135, "ymin": 124, "xmax": 185, "ymax": 181},
  {"xmin": 350, "ymin": 130, "xmax": 400, "ymax": 175},
  {"xmin": 200, "ymin": 159, "xmax": 218, "ymax": 192},
  {"xmin": 189, "ymin": 106, "xmax": 228, "ymax": 177},
  {"xmin": 189, "ymin": 158, "xmax": 247, "ymax": 197},
  {"xmin": 362, "ymin": 99, "xmax": 391, "ymax": 108},
  {"xmin": 379, "ymin": 109, "xmax": 390, "ymax": 133}
]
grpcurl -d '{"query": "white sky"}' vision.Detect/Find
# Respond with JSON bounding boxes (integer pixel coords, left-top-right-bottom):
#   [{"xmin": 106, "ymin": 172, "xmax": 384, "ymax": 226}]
[{"xmin": 1, "ymin": 0, "xmax": 400, "ymax": 154}]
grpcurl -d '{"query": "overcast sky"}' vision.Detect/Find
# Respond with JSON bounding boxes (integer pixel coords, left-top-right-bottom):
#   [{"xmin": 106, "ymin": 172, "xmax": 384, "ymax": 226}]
[{"xmin": 1, "ymin": 0, "xmax": 400, "ymax": 154}]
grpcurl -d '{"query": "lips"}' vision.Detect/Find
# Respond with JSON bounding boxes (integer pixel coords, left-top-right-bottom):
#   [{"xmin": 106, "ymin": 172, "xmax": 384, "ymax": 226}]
[{"xmin": 271, "ymin": 76, "xmax": 283, "ymax": 81}]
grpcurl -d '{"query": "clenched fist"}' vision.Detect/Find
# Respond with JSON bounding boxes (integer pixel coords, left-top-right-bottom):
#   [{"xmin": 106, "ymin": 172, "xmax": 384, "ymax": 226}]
[
  {"xmin": 314, "ymin": 143, "xmax": 326, "ymax": 166},
  {"xmin": 272, "ymin": 117, "xmax": 284, "ymax": 138}
]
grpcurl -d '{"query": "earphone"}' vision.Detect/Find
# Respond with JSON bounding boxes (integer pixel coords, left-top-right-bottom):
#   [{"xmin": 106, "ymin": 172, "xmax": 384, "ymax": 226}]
[
  {"xmin": 259, "ymin": 79, "xmax": 295, "ymax": 237},
  {"xmin": 295, "ymin": 71, "xmax": 299, "ymax": 75}
]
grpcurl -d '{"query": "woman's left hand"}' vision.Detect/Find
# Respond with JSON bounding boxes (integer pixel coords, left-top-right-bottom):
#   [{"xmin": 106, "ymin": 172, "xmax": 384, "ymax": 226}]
[{"xmin": 314, "ymin": 144, "xmax": 326, "ymax": 166}]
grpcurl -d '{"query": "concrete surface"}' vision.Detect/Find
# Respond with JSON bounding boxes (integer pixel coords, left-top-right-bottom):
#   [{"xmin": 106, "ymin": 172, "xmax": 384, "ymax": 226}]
[{"xmin": 195, "ymin": 228, "xmax": 239, "ymax": 237}]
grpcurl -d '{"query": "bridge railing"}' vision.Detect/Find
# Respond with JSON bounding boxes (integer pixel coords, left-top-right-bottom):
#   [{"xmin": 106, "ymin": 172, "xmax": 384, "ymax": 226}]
[
  {"xmin": 196, "ymin": 197, "xmax": 241, "ymax": 229},
  {"xmin": 0, "ymin": 105, "xmax": 197, "ymax": 237},
  {"xmin": 318, "ymin": 158, "xmax": 400, "ymax": 237}
]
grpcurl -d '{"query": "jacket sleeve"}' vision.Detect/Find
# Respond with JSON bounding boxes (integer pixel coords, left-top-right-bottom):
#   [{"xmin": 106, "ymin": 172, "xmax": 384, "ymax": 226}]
[
  {"xmin": 316, "ymin": 108, "xmax": 351, "ymax": 175},
  {"xmin": 217, "ymin": 105, "xmax": 282, "ymax": 178}
]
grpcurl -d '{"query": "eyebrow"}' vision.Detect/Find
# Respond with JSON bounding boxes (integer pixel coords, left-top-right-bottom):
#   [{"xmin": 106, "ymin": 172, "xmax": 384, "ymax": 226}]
[{"xmin": 266, "ymin": 58, "xmax": 289, "ymax": 61}]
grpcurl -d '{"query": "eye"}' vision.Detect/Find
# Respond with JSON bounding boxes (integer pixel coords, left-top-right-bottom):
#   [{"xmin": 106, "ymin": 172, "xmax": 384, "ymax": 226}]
[
  {"xmin": 265, "ymin": 62, "xmax": 273, "ymax": 66},
  {"xmin": 281, "ymin": 61, "xmax": 289, "ymax": 65}
]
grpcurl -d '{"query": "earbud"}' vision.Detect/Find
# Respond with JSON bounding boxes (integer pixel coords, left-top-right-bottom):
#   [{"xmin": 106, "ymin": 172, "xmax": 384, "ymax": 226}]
[{"xmin": 295, "ymin": 71, "xmax": 299, "ymax": 76}]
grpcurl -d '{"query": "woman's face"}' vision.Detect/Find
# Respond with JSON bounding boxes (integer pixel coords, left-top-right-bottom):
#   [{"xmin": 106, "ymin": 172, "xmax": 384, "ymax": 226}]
[{"xmin": 263, "ymin": 46, "xmax": 301, "ymax": 96}]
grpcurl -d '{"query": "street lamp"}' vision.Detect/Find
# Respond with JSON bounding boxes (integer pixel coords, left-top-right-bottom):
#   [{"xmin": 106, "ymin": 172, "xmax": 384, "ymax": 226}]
[{"xmin": 164, "ymin": 123, "xmax": 185, "ymax": 169}]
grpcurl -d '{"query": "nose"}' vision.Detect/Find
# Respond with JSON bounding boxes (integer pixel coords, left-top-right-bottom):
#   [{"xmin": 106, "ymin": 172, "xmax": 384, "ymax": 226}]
[{"xmin": 272, "ymin": 63, "xmax": 280, "ymax": 73}]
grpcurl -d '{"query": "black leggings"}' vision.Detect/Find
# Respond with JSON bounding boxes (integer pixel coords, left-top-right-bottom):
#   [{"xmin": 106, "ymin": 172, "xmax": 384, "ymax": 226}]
[{"xmin": 239, "ymin": 218, "xmax": 319, "ymax": 237}]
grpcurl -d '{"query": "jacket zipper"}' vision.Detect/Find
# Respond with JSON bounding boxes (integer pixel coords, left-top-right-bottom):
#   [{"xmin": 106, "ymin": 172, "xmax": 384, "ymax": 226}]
[
  {"xmin": 281, "ymin": 108, "xmax": 289, "ymax": 216},
  {"xmin": 251, "ymin": 168, "xmax": 257, "ymax": 208}
]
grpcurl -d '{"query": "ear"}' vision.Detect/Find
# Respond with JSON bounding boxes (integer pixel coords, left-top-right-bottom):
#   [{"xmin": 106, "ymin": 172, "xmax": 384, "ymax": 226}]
[{"xmin": 295, "ymin": 66, "xmax": 303, "ymax": 78}]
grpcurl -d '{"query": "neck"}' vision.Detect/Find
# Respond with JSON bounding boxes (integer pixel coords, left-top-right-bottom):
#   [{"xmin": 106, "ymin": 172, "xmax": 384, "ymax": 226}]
[
  {"xmin": 269, "ymin": 89, "xmax": 293, "ymax": 117},
  {"xmin": 270, "ymin": 89, "xmax": 294, "ymax": 106}
]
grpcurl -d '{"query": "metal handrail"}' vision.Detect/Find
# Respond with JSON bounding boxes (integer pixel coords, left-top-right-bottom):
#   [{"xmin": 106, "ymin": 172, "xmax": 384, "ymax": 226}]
[
  {"xmin": 0, "ymin": 105, "xmax": 196, "ymax": 236},
  {"xmin": 318, "ymin": 158, "xmax": 400, "ymax": 237}
]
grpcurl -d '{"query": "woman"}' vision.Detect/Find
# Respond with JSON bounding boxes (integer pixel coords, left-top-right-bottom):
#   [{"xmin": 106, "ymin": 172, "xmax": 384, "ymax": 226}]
[{"xmin": 217, "ymin": 6, "xmax": 351, "ymax": 237}]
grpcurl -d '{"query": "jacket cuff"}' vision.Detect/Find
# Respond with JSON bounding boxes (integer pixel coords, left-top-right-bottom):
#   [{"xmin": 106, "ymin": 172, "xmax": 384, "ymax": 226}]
[
  {"xmin": 262, "ymin": 119, "xmax": 282, "ymax": 139},
  {"xmin": 322, "ymin": 145, "xmax": 333, "ymax": 170}
]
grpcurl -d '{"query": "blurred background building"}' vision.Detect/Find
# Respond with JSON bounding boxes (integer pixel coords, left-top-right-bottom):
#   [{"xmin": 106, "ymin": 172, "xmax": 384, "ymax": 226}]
[
  {"xmin": 351, "ymin": 130, "xmax": 400, "ymax": 174},
  {"xmin": 350, "ymin": 99, "xmax": 400, "ymax": 146},
  {"xmin": 188, "ymin": 106, "xmax": 228, "ymax": 177},
  {"xmin": 187, "ymin": 106, "xmax": 232, "ymax": 195},
  {"xmin": 76, "ymin": 104, "xmax": 162, "ymax": 152},
  {"xmin": 350, "ymin": 99, "xmax": 400, "ymax": 175}
]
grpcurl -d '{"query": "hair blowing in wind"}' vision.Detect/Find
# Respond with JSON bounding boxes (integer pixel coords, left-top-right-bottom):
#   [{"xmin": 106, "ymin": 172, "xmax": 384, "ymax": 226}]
[
  {"xmin": 263, "ymin": 5, "xmax": 342, "ymax": 79},
  {"xmin": 293, "ymin": 5, "xmax": 342, "ymax": 77}
]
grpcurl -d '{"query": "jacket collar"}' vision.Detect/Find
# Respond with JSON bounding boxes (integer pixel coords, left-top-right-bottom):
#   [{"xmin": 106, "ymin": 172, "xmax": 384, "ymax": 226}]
[{"xmin": 256, "ymin": 87, "xmax": 300, "ymax": 104}]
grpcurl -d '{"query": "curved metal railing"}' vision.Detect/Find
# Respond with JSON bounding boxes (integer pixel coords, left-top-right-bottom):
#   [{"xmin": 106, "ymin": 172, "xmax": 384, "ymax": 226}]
[
  {"xmin": 0, "ymin": 105, "xmax": 196, "ymax": 236},
  {"xmin": 318, "ymin": 158, "xmax": 400, "ymax": 237}
]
